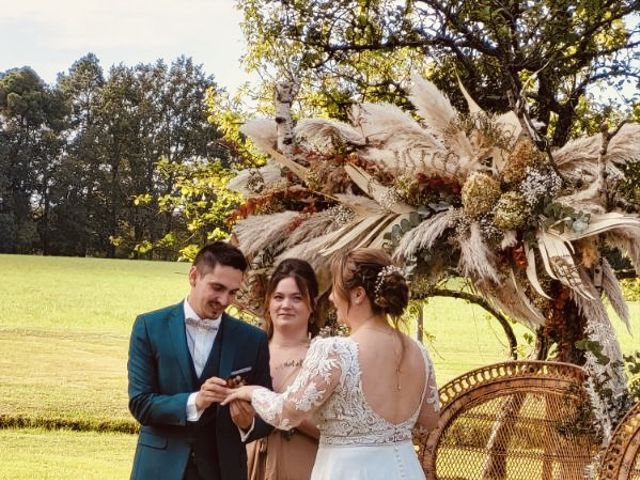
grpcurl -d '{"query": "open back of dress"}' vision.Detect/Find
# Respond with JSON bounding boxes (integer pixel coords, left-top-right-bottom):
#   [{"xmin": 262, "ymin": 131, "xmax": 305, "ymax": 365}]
[{"xmin": 251, "ymin": 336, "xmax": 440, "ymax": 479}]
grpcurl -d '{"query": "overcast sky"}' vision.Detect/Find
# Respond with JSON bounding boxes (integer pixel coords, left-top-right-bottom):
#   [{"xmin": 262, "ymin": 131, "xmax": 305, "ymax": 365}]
[{"xmin": 0, "ymin": 0, "xmax": 248, "ymax": 91}]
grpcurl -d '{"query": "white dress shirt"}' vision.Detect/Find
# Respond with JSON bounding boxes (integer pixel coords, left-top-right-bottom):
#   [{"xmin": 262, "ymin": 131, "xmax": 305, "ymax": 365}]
[
  {"xmin": 183, "ymin": 299, "xmax": 254, "ymax": 440},
  {"xmin": 184, "ymin": 299, "xmax": 220, "ymax": 422},
  {"xmin": 184, "ymin": 299, "xmax": 221, "ymax": 377}
]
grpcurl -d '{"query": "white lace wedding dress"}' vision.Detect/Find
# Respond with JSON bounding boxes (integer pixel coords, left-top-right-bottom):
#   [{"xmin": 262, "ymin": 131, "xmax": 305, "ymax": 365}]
[{"xmin": 251, "ymin": 336, "xmax": 440, "ymax": 479}]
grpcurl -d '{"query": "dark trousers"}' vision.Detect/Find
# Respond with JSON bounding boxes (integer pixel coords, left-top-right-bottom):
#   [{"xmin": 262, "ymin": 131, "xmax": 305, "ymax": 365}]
[
  {"xmin": 183, "ymin": 450, "xmax": 221, "ymax": 480},
  {"xmin": 183, "ymin": 454, "xmax": 206, "ymax": 480}
]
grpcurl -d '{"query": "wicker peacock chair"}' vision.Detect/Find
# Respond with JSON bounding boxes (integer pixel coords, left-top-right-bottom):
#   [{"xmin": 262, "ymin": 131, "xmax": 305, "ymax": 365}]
[
  {"xmin": 417, "ymin": 361, "xmax": 602, "ymax": 479},
  {"xmin": 599, "ymin": 400, "xmax": 640, "ymax": 480}
]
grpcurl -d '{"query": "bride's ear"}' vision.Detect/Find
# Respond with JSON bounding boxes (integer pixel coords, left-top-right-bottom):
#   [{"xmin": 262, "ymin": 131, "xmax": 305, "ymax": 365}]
[{"xmin": 351, "ymin": 286, "xmax": 366, "ymax": 305}]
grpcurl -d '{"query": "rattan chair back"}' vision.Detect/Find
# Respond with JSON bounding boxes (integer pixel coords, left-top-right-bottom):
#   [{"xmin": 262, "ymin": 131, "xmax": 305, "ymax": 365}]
[
  {"xmin": 599, "ymin": 400, "xmax": 640, "ymax": 480},
  {"xmin": 418, "ymin": 361, "xmax": 601, "ymax": 480}
]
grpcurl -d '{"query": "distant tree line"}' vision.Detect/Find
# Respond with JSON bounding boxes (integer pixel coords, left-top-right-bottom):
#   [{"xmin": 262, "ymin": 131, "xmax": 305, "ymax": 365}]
[{"xmin": 0, "ymin": 54, "xmax": 238, "ymax": 260}]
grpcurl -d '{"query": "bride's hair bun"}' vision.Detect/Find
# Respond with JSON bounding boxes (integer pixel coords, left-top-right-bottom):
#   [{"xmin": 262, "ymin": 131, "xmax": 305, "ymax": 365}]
[
  {"xmin": 373, "ymin": 265, "xmax": 408, "ymax": 317},
  {"xmin": 331, "ymin": 248, "xmax": 408, "ymax": 317}
]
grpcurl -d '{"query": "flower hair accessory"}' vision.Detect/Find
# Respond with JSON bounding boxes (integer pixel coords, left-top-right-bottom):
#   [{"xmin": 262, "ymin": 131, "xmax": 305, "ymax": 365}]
[{"xmin": 374, "ymin": 265, "xmax": 404, "ymax": 307}]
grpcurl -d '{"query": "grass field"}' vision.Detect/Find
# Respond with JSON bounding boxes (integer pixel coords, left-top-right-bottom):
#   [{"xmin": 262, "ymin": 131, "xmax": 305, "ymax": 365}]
[
  {"xmin": 0, "ymin": 253, "xmax": 638, "ymax": 479},
  {"xmin": 0, "ymin": 254, "xmax": 190, "ymax": 432},
  {"xmin": 0, "ymin": 428, "xmax": 135, "ymax": 480}
]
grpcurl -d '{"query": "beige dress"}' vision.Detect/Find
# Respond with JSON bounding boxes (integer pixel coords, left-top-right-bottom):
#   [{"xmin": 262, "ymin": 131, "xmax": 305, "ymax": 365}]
[{"xmin": 247, "ymin": 352, "xmax": 318, "ymax": 480}]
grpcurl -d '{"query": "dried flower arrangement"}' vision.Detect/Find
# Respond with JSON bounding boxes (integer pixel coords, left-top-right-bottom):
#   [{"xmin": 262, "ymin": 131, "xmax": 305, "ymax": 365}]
[{"xmin": 228, "ymin": 75, "xmax": 640, "ymax": 438}]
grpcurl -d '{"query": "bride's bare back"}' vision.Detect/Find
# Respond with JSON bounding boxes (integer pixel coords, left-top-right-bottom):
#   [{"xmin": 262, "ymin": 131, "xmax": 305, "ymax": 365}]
[
  {"xmin": 352, "ymin": 330, "xmax": 425, "ymax": 423},
  {"xmin": 353, "ymin": 329, "xmax": 439, "ymax": 429}
]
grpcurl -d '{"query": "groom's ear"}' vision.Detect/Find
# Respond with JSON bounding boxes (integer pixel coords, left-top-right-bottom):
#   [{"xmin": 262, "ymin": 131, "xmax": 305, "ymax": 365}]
[{"xmin": 188, "ymin": 266, "xmax": 198, "ymax": 287}]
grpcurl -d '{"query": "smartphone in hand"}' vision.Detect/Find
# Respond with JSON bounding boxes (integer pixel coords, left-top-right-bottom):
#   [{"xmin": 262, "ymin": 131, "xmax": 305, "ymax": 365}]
[{"xmin": 226, "ymin": 366, "xmax": 251, "ymax": 388}]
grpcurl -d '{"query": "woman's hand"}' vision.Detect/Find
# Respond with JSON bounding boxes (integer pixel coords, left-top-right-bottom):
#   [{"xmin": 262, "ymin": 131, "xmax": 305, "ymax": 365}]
[
  {"xmin": 229, "ymin": 400, "xmax": 255, "ymax": 430},
  {"xmin": 221, "ymin": 385, "xmax": 259, "ymax": 405}
]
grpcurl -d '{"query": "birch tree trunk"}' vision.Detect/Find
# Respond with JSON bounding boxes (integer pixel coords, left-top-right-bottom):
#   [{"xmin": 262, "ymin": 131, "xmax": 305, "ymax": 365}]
[{"xmin": 274, "ymin": 80, "xmax": 299, "ymax": 158}]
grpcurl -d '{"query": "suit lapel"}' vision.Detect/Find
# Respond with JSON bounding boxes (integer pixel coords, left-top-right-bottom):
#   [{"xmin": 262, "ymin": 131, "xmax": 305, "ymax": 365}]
[{"xmin": 168, "ymin": 302, "xmax": 194, "ymax": 387}]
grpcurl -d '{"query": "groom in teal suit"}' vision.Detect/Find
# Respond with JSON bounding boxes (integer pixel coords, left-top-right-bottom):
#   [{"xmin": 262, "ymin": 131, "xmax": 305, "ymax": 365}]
[{"xmin": 128, "ymin": 242, "xmax": 272, "ymax": 479}]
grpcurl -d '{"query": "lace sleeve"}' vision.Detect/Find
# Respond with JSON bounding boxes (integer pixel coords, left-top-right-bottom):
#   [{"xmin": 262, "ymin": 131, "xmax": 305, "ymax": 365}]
[
  {"xmin": 251, "ymin": 337, "xmax": 345, "ymax": 430},
  {"xmin": 417, "ymin": 343, "xmax": 440, "ymax": 430}
]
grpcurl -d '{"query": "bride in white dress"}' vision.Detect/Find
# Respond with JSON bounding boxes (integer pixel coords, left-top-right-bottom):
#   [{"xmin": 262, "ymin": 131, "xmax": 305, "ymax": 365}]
[{"xmin": 223, "ymin": 248, "xmax": 440, "ymax": 479}]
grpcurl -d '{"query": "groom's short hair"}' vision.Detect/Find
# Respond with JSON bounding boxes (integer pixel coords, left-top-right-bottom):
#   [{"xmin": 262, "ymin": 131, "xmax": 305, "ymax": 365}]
[{"xmin": 193, "ymin": 241, "xmax": 248, "ymax": 275}]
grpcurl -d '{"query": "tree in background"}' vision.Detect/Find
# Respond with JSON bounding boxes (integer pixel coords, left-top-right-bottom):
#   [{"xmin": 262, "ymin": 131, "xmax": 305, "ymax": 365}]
[
  {"xmin": 0, "ymin": 67, "xmax": 67, "ymax": 253},
  {"xmin": 238, "ymin": 0, "xmax": 639, "ymax": 141},
  {"xmin": 52, "ymin": 54, "xmax": 106, "ymax": 256},
  {"xmin": 0, "ymin": 55, "xmax": 233, "ymax": 259}
]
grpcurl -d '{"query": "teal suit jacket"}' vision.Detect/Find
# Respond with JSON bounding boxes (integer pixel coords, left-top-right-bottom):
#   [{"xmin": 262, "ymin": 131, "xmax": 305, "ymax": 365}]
[{"xmin": 127, "ymin": 302, "xmax": 272, "ymax": 479}]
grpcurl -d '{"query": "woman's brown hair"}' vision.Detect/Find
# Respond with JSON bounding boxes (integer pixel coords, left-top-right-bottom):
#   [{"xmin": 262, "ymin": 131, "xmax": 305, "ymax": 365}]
[
  {"xmin": 263, "ymin": 258, "xmax": 319, "ymax": 339},
  {"xmin": 330, "ymin": 248, "xmax": 409, "ymax": 320}
]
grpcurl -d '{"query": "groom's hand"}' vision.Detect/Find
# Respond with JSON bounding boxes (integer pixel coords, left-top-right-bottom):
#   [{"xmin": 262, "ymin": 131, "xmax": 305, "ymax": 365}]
[
  {"xmin": 229, "ymin": 400, "xmax": 254, "ymax": 430},
  {"xmin": 196, "ymin": 377, "xmax": 231, "ymax": 410}
]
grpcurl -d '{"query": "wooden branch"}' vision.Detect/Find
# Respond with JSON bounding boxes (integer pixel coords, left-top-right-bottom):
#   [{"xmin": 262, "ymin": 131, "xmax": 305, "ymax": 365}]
[
  {"xmin": 506, "ymin": 72, "xmax": 566, "ymax": 180},
  {"xmin": 597, "ymin": 119, "xmax": 629, "ymax": 207},
  {"xmin": 616, "ymin": 269, "xmax": 639, "ymax": 280},
  {"xmin": 428, "ymin": 288, "xmax": 518, "ymax": 359}
]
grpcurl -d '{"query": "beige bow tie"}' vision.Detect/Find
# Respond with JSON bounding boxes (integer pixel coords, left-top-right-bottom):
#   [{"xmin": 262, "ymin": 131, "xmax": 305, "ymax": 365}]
[{"xmin": 185, "ymin": 317, "xmax": 220, "ymax": 332}]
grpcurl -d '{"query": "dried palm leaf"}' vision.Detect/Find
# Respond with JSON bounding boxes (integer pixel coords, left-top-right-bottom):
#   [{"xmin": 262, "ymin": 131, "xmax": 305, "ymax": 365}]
[
  {"xmin": 457, "ymin": 75, "xmax": 482, "ymax": 116},
  {"xmin": 524, "ymin": 244, "xmax": 551, "ymax": 299},
  {"xmin": 571, "ymin": 268, "xmax": 628, "ymax": 403},
  {"xmin": 537, "ymin": 230, "xmax": 595, "ymax": 299},
  {"xmin": 495, "ymin": 110, "xmax": 523, "ymax": 141},
  {"xmin": 320, "ymin": 213, "xmax": 391, "ymax": 255},
  {"xmin": 334, "ymin": 193, "xmax": 382, "ymax": 217},
  {"xmin": 343, "ymin": 164, "xmax": 414, "ymax": 214},
  {"xmin": 601, "ymin": 258, "xmax": 630, "ymax": 332},
  {"xmin": 475, "ymin": 276, "xmax": 546, "ymax": 328},
  {"xmin": 351, "ymin": 214, "xmax": 400, "ymax": 251},
  {"xmin": 550, "ymin": 212, "xmax": 640, "ymax": 242},
  {"xmin": 263, "ymin": 146, "xmax": 309, "ymax": 182},
  {"xmin": 456, "ymin": 74, "xmax": 522, "ymax": 140}
]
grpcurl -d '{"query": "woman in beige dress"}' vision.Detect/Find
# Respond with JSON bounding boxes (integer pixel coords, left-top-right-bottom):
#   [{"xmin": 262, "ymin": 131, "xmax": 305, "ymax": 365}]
[{"xmin": 247, "ymin": 258, "xmax": 320, "ymax": 480}]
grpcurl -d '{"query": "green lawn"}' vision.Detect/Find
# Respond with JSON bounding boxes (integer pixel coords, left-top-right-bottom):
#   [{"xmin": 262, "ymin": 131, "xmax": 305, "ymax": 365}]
[
  {"xmin": 0, "ymin": 253, "xmax": 637, "ymax": 479},
  {"xmin": 0, "ymin": 254, "xmax": 190, "ymax": 333},
  {"xmin": 0, "ymin": 254, "xmax": 190, "ymax": 431},
  {"xmin": 0, "ymin": 253, "xmax": 638, "ymax": 428},
  {"xmin": 0, "ymin": 428, "xmax": 135, "ymax": 480},
  {"xmin": 419, "ymin": 296, "xmax": 640, "ymax": 384}
]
